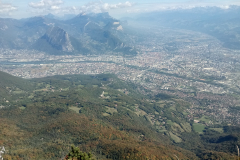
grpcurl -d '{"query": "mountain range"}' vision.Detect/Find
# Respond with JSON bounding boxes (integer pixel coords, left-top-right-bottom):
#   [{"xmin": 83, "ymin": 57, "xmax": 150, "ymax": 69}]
[
  {"xmin": 132, "ymin": 6, "xmax": 240, "ymax": 50},
  {"xmin": 0, "ymin": 12, "xmax": 137, "ymax": 56},
  {"xmin": 2, "ymin": 7, "xmax": 240, "ymax": 160}
]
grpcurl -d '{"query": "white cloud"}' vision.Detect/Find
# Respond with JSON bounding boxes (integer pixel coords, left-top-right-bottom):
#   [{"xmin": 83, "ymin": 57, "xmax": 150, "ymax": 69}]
[
  {"xmin": 80, "ymin": 1, "xmax": 134, "ymax": 13},
  {"xmin": 126, "ymin": 2, "xmax": 240, "ymax": 14},
  {"xmin": 29, "ymin": 0, "xmax": 63, "ymax": 9},
  {"xmin": 28, "ymin": 0, "xmax": 134, "ymax": 16},
  {"xmin": 28, "ymin": 0, "xmax": 67, "ymax": 15},
  {"xmin": 51, "ymin": 6, "xmax": 60, "ymax": 10},
  {"xmin": 0, "ymin": 0, "xmax": 17, "ymax": 16},
  {"xmin": 102, "ymin": 1, "xmax": 133, "ymax": 10}
]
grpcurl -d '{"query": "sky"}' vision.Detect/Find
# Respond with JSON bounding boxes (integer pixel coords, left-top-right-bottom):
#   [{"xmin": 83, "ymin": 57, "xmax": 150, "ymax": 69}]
[{"xmin": 0, "ymin": 0, "xmax": 240, "ymax": 19}]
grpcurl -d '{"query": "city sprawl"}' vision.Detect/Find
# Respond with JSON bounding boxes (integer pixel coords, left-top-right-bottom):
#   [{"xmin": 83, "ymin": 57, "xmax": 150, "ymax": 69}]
[{"xmin": 1, "ymin": 27, "xmax": 240, "ymax": 126}]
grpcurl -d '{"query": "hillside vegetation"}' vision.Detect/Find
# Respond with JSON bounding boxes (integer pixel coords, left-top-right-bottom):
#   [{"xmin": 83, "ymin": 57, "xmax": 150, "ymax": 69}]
[{"xmin": 0, "ymin": 72, "xmax": 239, "ymax": 159}]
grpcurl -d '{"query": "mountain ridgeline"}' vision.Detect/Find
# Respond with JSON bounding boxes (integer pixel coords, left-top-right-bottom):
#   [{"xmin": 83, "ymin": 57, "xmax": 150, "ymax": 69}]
[
  {"xmin": 40, "ymin": 27, "xmax": 74, "ymax": 52},
  {"xmin": 0, "ymin": 13, "xmax": 137, "ymax": 56}
]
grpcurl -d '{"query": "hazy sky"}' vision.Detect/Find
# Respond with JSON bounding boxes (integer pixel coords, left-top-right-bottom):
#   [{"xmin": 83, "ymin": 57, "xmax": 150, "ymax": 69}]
[{"xmin": 1, "ymin": 0, "xmax": 240, "ymax": 19}]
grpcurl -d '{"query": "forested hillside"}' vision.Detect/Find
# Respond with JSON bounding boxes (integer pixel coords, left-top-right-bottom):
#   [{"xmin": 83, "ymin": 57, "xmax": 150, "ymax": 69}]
[{"xmin": 0, "ymin": 72, "xmax": 239, "ymax": 159}]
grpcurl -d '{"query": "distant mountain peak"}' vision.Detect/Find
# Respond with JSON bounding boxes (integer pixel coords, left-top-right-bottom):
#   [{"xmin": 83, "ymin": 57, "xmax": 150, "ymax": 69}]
[
  {"xmin": 0, "ymin": 12, "xmax": 137, "ymax": 56},
  {"xmin": 43, "ymin": 26, "xmax": 74, "ymax": 52},
  {"xmin": 97, "ymin": 12, "xmax": 111, "ymax": 18},
  {"xmin": 76, "ymin": 12, "xmax": 87, "ymax": 17},
  {"xmin": 44, "ymin": 13, "xmax": 56, "ymax": 19}
]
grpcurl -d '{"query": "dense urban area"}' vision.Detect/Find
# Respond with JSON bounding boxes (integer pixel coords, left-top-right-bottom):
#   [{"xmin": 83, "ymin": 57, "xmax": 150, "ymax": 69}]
[
  {"xmin": 1, "ymin": 5, "xmax": 240, "ymax": 158},
  {"xmin": 1, "ymin": 27, "xmax": 240, "ymax": 127}
]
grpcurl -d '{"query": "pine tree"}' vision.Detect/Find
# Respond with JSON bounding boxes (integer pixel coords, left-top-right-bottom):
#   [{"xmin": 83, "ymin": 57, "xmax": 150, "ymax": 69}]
[{"xmin": 65, "ymin": 145, "xmax": 95, "ymax": 160}]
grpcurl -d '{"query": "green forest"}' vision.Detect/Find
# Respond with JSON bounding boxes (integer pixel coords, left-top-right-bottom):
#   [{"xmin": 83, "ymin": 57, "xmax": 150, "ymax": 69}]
[{"xmin": 0, "ymin": 71, "xmax": 239, "ymax": 159}]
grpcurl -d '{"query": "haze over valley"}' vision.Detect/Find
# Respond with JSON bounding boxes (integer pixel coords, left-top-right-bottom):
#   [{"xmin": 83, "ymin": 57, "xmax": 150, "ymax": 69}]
[{"xmin": 1, "ymin": 4, "xmax": 240, "ymax": 160}]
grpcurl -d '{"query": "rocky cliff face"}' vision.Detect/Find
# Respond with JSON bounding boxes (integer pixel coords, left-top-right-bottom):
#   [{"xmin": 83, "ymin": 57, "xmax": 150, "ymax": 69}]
[
  {"xmin": 0, "ymin": 13, "xmax": 137, "ymax": 56},
  {"xmin": 42, "ymin": 27, "xmax": 74, "ymax": 52}
]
